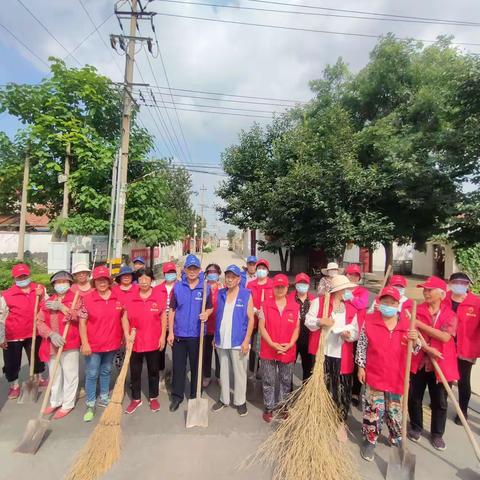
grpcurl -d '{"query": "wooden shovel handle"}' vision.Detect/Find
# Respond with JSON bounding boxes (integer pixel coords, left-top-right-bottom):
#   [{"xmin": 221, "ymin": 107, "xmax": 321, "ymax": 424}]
[
  {"xmin": 195, "ymin": 279, "xmax": 208, "ymax": 398},
  {"xmin": 401, "ymin": 302, "xmax": 416, "ymax": 443},
  {"xmin": 418, "ymin": 331, "xmax": 480, "ymax": 462},
  {"xmin": 29, "ymin": 295, "xmax": 41, "ymax": 378}
]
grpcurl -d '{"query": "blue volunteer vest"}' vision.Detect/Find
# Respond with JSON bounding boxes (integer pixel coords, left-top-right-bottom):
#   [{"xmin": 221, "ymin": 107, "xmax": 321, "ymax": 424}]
[{"xmin": 215, "ymin": 287, "xmax": 251, "ymax": 348}]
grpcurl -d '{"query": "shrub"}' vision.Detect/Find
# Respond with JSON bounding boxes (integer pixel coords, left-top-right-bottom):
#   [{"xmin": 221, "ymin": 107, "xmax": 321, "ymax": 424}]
[{"xmin": 456, "ymin": 245, "xmax": 480, "ymax": 295}]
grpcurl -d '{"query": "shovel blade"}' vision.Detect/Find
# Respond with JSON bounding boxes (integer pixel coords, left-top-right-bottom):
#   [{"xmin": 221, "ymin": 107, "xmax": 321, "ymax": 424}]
[
  {"xmin": 186, "ymin": 397, "xmax": 209, "ymax": 429},
  {"xmin": 17, "ymin": 380, "xmax": 39, "ymax": 404},
  {"xmin": 386, "ymin": 447, "xmax": 416, "ymax": 480},
  {"xmin": 14, "ymin": 418, "xmax": 50, "ymax": 455}
]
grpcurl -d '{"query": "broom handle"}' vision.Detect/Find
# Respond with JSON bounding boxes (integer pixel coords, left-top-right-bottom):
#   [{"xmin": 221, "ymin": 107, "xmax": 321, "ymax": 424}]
[
  {"xmin": 195, "ymin": 279, "xmax": 208, "ymax": 398},
  {"xmin": 401, "ymin": 301, "xmax": 416, "ymax": 454},
  {"xmin": 38, "ymin": 291, "xmax": 80, "ymax": 418},
  {"xmin": 29, "ymin": 295, "xmax": 41, "ymax": 379},
  {"xmin": 418, "ymin": 331, "xmax": 480, "ymax": 462},
  {"xmin": 315, "ymin": 292, "xmax": 331, "ymax": 360}
]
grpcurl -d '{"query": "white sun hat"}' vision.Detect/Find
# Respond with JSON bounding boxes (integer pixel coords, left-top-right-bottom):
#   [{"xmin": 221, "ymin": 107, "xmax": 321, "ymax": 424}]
[
  {"xmin": 321, "ymin": 262, "xmax": 344, "ymax": 276},
  {"xmin": 72, "ymin": 262, "xmax": 91, "ymax": 275}
]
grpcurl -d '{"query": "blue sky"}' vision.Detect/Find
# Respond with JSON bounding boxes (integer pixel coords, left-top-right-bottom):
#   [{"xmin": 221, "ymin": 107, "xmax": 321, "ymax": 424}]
[{"xmin": 1, "ymin": 0, "xmax": 479, "ymax": 237}]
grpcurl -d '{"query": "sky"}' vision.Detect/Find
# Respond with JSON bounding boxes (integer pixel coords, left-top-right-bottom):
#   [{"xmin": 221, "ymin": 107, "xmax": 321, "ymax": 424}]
[{"xmin": 1, "ymin": 0, "xmax": 479, "ymax": 238}]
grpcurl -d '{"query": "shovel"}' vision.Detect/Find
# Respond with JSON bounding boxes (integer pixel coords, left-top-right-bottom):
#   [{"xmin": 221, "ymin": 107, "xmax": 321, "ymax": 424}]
[
  {"xmin": 18, "ymin": 295, "xmax": 41, "ymax": 404},
  {"xmin": 386, "ymin": 301, "xmax": 417, "ymax": 480},
  {"xmin": 15, "ymin": 291, "xmax": 79, "ymax": 454},
  {"xmin": 186, "ymin": 279, "xmax": 209, "ymax": 428}
]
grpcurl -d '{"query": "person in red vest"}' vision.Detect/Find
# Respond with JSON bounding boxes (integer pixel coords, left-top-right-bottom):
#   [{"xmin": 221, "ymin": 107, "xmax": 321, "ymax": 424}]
[
  {"xmin": 0, "ymin": 263, "xmax": 47, "ymax": 400},
  {"xmin": 123, "ymin": 268, "xmax": 167, "ymax": 414},
  {"xmin": 444, "ymin": 272, "xmax": 480, "ymax": 424},
  {"xmin": 247, "ymin": 259, "xmax": 274, "ymax": 376},
  {"xmin": 306, "ymin": 274, "xmax": 359, "ymax": 441},
  {"xmin": 37, "ymin": 271, "xmax": 82, "ymax": 419},
  {"xmin": 287, "ymin": 272, "xmax": 314, "ymax": 382},
  {"xmin": 79, "ymin": 266, "xmax": 129, "ymax": 422},
  {"xmin": 369, "ymin": 274, "xmax": 413, "ymax": 314},
  {"xmin": 356, "ymin": 286, "xmax": 419, "ymax": 462},
  {"xmin": 112, "ymin": 266, "xmax": 139, "ymax": 304},
  {"xmin": 259, "ymin": 274, "xmax": 300, "ymax": 423},
  {"xmin": 408, "ymin": 276, "xmax": 459, "ymax": 451}
]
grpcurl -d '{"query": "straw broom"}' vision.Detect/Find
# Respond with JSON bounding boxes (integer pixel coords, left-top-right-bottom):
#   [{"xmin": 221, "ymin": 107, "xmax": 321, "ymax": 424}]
[
  {"xmin": 246, "ymin": 292, "xmax": 361, "ymax": 480},
  {"xmin": 64, "ymin": 329, "xmax": 136, "ymax": 480}
]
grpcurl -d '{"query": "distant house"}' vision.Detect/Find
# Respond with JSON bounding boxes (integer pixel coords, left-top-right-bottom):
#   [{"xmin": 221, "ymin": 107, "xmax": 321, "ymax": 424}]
[{"xmin": 219, "ymin": 239, "xmax": 230, "ymax": 248}]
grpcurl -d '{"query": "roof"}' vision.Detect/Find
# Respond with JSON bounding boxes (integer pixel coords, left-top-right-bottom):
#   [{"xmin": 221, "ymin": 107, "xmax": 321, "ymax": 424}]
[{"xmin": 0, "ymin": 211, "xmax": 50, "ymax": 230}]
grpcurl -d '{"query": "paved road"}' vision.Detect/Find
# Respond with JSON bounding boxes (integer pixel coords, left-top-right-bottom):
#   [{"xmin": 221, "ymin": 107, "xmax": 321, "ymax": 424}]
[{"xmin": 1, "ymin": 248, "xmax": 479, "ymax": 480}]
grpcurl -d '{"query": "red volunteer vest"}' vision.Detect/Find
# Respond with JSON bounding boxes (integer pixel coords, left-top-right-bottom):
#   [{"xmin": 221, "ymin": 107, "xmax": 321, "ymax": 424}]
[
  {"xmin": 260, "ymin": 298, "xmax": 299, "ymax": 364},
  {"xmin": 364, "ymin": 310, "xmax": 410, "ymax": 395},
  {"xmin": 3, "ymin": 282, "xmax": 42, "ymax": 341},
  {"xmin": 125, "ymin": 290, "xmax": 166, "ymax": 352},
  {"xmin": 444, "ymin": 291, "xmax": 480, "ymax": 359},
  {"xmin": 308, "ymin": 297, "xmax": 357, "ymax": 375},
  {"xmin": 411, "ymin": 302, "xmax": 459, "ymax": 382},
  {"xmin": 38, "ymin": 290, "xmax": 81, "ymax": 362},
  {"xmin": 248, "ymin": 278, "xmax": 274, "ymax": 328},
  {"xmin": 83, "ymin": 289, "xmax": 124, "ymax": 352}
]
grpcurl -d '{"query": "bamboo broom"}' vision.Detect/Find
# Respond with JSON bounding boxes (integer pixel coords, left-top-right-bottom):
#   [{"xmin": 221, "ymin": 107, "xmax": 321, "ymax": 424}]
[
  {"xmin": 246, "ymin": 292, "xmax": 361, "ymax": 480},
  {"xmin": 64, "ymin": 329, "xmax": 136, "ymax": 480}
]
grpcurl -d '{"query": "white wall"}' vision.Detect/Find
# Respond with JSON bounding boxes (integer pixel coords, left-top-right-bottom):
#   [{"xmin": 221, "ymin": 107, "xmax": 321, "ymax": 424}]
[
  {"xmin": 0, "ymin": 232, "xmax": 52, "ymax": 255},
  {"xmin": 372, "ymin": 243, "xmax": 414, "ymax": 272},
  {"xmin": 343, "ymin": 244, "xmax": 360, "ymax": 264},
  {"xmin": 412, "ymin": 244, "xmax": 434, "ymax": 276}
]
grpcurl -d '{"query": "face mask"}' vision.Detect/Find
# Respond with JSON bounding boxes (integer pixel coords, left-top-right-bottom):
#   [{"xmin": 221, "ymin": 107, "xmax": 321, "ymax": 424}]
[
  {"xmin": 15, "ymin": 278, "xmax": 31, "ymax": 288},
  {"xmin": 165, "ymin": 273, "xmax": 177, "ymax": 282},
  {"xmin": 394, "ymin": 287, "xmax": 405, "ymax": 297},
  {"xmin": 256, "ymin": 269, "xmax": 268, "ymax": 279},
  {"xmin": 296, "ymin": 283, "xmax": 309, "ymax": 294},
  {"xmin": 379, "ymin": 304, "xmax": 398, "ymax": 318},
  {"xmin": 207, "ymin": 273, "xmax": 219, "ymax": 282},
  {"xmin": 54, "ymin": 284, "xmax": 70, "ymax": 295},
  {"xmin": 450, "ymin": 284, "xmax": 468, "ymax": 295},
  {"xmin": 342, "ymin": 290, "xmax": 353, "ymax": 301}
]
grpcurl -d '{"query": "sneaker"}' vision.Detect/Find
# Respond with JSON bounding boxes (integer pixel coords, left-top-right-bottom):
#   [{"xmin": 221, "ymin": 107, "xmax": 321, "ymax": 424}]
[
  {"xmin": 361, "ymin": 441, "xmax": 375, "ymax": 462},
  {"xmin": 125, "ymin": 399, "xmax": 143, "ymax": 414},
  {"xmin": 53, "ymin": 408, "xmax": 73, "ymax": 420},
  {"xmin": 212, "ymin": 400, "xmax": 228, "ymax": 412},
  {"xmin": 169, "ymin": 398, "xmax": 181, "ymax": 412},
  {"xmin": 83, "ymin": 407, "xmax": 95, "ymax": 422},
  {"xmin": 454, "ymin": 414, "xmax": 467, "ymax": 426},
  {"xmin": 276, "ymin": 409, "xmax": 288, "ymax": 420},
  {"xmin": 98, "ymin": 397, "xmax": 110, "ymax": 408},
  {"xmin": 43, "ymin": 405, "xmax": 60, "ymax": 415},
  {"xmin": 262, "ymin": 410, "xmax": 273, "ymax": 423},
  {"xmin": 202, "ymin": 377, "xmax": 211, "ymax": 388},
  {"xmin": 236, "ymin": 403, "xmax": 248, "ymax": 417},
  {"xmin": 431, "ymin": 435, "xmax": 446, "ymax": 451},
  {"xmin": 149, "ymin": 398, "xmax": 160, "ymax": 412},
  {"xmin": 37, "ymin": 377, "xmax": 49, "ymax": 388},
  {"xmin": 407, "ymin": 427, "xmax": 421, "ymax": 443},
  {"xmin": 8, "ymin": 385, "xmax": 20, "ymax": 400}
]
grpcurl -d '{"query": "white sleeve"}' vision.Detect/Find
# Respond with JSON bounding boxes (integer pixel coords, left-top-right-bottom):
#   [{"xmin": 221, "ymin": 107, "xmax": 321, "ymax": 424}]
[
  {"xmin": 305, "ymin": 297, "xmax": 320, "ymax": 331},
  {"xmin": 345, "ymin": 315, "xmax": 359, "ymax": 342},
  {"xmin": 0, "ymin": 295, "xmax": 8, "ymax": 324}
]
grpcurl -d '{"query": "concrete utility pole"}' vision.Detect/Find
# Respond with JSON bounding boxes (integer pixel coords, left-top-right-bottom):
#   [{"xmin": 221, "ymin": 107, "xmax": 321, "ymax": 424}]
[
  {"xmin": 61, "ymin": 141, "xmax": 71, "ymax": 218},
  {"xmin": 17, "ymin": 153, "xmax": 29, "ymax": 260},
  {"xmin": 199, "ymin": 185, "xmax": 206, "ymax": 255},
  {"xmin": 193, "ymin": 220, "xmax": 197, "ymax": 253}
]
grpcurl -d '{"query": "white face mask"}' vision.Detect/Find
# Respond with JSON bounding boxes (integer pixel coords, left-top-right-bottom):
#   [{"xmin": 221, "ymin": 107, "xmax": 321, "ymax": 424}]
[
  {"xmin": 256, "ymin": 269, "xmax": 268, "ymax": 279},
  {"xmin": 54, "ymin": 284, "xmax": 70, "ymax": 295}
]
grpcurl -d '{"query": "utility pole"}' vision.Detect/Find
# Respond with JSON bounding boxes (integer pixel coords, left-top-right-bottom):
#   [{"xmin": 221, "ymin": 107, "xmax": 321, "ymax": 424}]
[
  {"xmin": 61, "ymin": 141, "xmax": 71, "ymax": 218},
  {"xmin": 193, "ymin": 219, "xmax": 197, "ymax": 254},
  {"xmin": 199, "ymin": 185, "xmax": 206, "ymax": 256},
  {"xmin": 17, "ymin": 153, "xmax": 29, "ymax": 260}
]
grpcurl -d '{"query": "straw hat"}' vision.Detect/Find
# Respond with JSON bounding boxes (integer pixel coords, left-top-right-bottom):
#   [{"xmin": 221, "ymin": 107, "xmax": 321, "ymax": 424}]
[
  {"xmin": 329, "ymin": 275, "xmax": 357, "ymax": 293},
  {"xmin": 321, "ymin": 262, "xmax": 344, "ymax": 276}
]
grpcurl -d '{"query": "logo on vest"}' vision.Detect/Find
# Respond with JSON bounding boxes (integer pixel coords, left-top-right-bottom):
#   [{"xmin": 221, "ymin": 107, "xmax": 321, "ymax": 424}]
[
  {"xmin": 287, "ymin": 312, "xmax": 294, "ymax": 323},
  {"xmin": 195, "ymin": 291, "xmax": 203, "ymax": 301}
]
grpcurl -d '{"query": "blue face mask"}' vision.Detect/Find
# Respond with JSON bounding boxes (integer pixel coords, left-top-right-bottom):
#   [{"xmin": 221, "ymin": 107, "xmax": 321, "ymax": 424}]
[
  {"xmin": 207, "ymin": 273, "xmax": 219, "ymax": 282},
  {"xmin": 296, "ymin": 283, "xmax": 309, "ymax": 294},
  {"xmin": 54, "ymin": 284, "xmax": 70, "ymax": 295},
  {"xmin": 450, "ymin": 284, "xmax": 468, "ymax": 295},
  {"xmin": 394, "ymin": 287, "xmax": 406, "ymax": 297},
  {"xmin": 342, "ymin": 290, "xmax": 353, "ymax": 301},
  {"xmin": 15, "ymin": 278, "xmax": 31, "ymax": 288},
  {"xmin": 379, "ymin": 304, "xmax": 398, "ymax": 318},
  {"xmin": 164, "ymin": 273, "xmax": 177, "ymax": 283},
  {"xmin": 256, "ymin": 269, "xmax": 268, "ymax": 279}
]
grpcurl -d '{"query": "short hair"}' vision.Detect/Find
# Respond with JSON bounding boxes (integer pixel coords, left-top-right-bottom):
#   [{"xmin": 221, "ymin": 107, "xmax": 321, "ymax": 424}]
[
  {"xmin": 205, "ymin": 263, "xmax": 222, "ymax": 274},
  {"xmin": 136, "ymin": 268, "xmax": 155, "ymax": 281}
]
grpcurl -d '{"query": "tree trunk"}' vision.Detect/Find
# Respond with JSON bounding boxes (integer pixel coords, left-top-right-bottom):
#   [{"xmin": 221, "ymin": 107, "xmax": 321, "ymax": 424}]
[
  {"xmin": 278, "ymin": 248, "xmax": 287, "ymax": 273},
  {"xmin": 288, "ymin": 248, "xmax": 294, "ymax": 273},
  {"xmin": 383, "ymin": 241, "xmax": 393, "ymax": 274},
  {"xmin": 149, "ymin": 246, "xmax": 154, "ymax": 270}
]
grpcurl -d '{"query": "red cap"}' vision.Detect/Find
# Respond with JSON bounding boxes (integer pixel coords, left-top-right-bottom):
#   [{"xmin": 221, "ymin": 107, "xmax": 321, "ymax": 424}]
[
  {"xmin": 417, "ymin": 276, "xmax": 447, "ymax": 292},
  {"xmin": 379, "ymin": 286, "xmax": 401, "ymax": 302},
  {"xmin": 295, "ymin": 272, "xmax": 310, "ymax": 284},
  {"xmin": 256, "ymin": 259, "xmax": 270, "ymax": 270},
  {"xmin": 273, "ymin": 274, "xmax": 289, "ymax": 287},
  {"xmin": 11, "ymin": 263, "xmax": 30, "ymax": 278},
  {"xmin": 92, "ymin": 266, "xmax": 111, "ymax": 281},
  {"xmin": 345, "ymin": 264, "xmax": 361, "ymax": 276},
  {"xmin": 389, "ymin": 275, "xmax": 407, "ymax": 288},
  {"xmin": 162, "ymin": 262, "xmax": 176, "ymax": 274}
]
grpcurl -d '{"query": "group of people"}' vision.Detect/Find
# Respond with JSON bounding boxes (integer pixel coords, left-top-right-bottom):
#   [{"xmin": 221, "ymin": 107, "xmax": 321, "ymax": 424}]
[{"xmin": 0, "ymin": 255, "xmax": 479, "ymax": 465}]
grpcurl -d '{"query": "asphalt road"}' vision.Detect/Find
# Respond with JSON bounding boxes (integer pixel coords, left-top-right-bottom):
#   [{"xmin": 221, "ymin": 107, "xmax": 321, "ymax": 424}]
[{"xmin": 1, "ymin": 248, "xmax": 479, "ymax": 480}]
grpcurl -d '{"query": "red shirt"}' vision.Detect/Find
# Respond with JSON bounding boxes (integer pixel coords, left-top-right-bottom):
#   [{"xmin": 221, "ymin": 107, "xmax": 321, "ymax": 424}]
[
  {"xmin": 71, "ymin": 283, "xmax": 93, "ymax": 298},
  {"xmin": 112, "ymin": 284, "xmax": 139, "ymax": 306},
  {"xmin": 206, "ymin": 282, "xmax": 221, "ymax": 335},
  {"xmin": 81, "ymin": 289, "xmax": 124, "ymax": 352},
  {"xmin": 125, "ymin": 290, "xmax": 166, "ymax": 352}
]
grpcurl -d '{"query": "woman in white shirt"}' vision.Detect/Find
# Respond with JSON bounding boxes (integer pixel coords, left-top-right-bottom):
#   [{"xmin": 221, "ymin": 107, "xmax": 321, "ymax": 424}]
[{"xmin": 306, "ymin": 275, "xmax": 359, "ymax": 441}]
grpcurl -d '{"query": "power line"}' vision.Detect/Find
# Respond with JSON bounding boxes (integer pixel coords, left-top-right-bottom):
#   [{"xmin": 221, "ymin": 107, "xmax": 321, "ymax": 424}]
[
  {"xmin": 15, "ymin": 0, "xmax": 81, "ymax": 64},
  {"xmin": 155, "ymin": 0, "xmax": 480, "ymax": 27},
  {"xmin": 153, "ymin": 12, "xmax": 480, "ymax": 47},
  {"xmin": 140, "ymin": 102, "xmax": 272, "ymax": 118}
]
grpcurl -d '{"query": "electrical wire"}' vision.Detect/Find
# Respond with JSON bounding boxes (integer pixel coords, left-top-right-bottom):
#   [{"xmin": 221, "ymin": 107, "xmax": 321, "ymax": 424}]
[{"xmin": 140, "ymin": 102, "xmax": 272, "ymax": 118}]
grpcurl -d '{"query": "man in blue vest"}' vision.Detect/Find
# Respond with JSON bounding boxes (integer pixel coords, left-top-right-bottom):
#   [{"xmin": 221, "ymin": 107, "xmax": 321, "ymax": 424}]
[
  {"xmin": 167, "ymin": 254, "xmax": 213, "ymax": 412},
  {"xmin": 240, "ymin": 256, "xmax": 257, "ymax": 288}
]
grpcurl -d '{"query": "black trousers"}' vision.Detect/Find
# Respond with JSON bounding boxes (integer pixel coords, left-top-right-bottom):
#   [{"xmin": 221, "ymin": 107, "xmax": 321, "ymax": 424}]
[
  {"xmin": 203, "ymin": 334, "xmax": 220, "ymax": 379},
  {"xmin": 458, "ymin": 358, "xmax": 474, "ymax": 416},
  {"xmin": 2, "ymin": 337, "xmax": 45, "ymax": 382},
  {"xmin": 296, "ymin": 338, "xmax": 313, "ymax": 382},
  {"xmin": 351, "ymin": 342, "xmax": 362, "ymax": 397},
  {"xmin": 324, "ymin": 356, "xmax": 353, "ymax": 421},
  {"xmin": 172, "ymin": 337, "xmax": 200, "ymax": 402},
  {"xmin": 249, "ymin": 329, "xmax": 260, "ymax": 373},
  {"xmin": 130, "ymin": 350, "xmax": 160, "ymax": 400},
  {"xmin": 159, "ymin": 346, "xmax": 166, "ymax": 372},
  {"xmin": 408, "ymin": 368, "xmax": 449, "ymax": 436}
]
